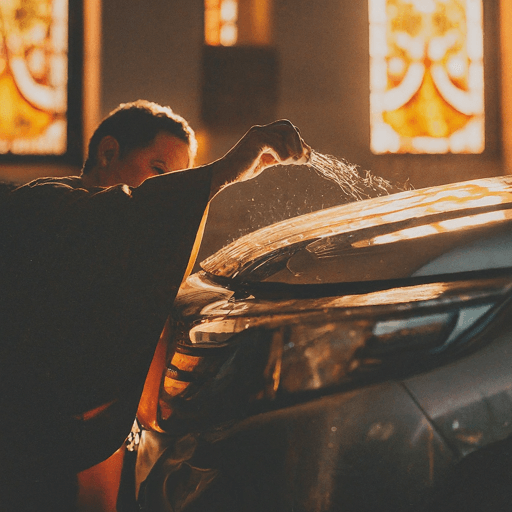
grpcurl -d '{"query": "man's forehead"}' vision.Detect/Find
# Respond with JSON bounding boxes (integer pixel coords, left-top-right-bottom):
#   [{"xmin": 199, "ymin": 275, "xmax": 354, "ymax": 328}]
[{"xmin": 150, "ymin": 132, "xmax": 191, "ymax": 168}]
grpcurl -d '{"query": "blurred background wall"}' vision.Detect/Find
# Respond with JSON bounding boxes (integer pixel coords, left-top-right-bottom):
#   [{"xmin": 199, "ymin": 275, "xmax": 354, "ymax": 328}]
[{"xmin": 1, "ymin": 0, "xmax": 510, "ymax": 260}]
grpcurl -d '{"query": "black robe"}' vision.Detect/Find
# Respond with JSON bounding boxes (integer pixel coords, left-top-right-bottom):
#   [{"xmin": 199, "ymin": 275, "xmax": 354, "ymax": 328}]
[{"xmin": 0, "ymin": 168, "xmax": 211, "ymax": 511}]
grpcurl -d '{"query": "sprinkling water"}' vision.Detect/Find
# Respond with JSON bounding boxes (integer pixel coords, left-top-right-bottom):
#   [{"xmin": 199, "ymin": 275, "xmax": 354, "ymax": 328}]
[{"xmin": 307, "ymin": 151, "xmax": 410, "ymax": 201}]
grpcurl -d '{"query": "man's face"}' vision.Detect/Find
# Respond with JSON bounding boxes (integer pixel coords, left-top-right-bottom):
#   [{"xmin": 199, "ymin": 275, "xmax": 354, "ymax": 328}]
[{"xmin": 107, "ymin": 131, "xmax": 192, "ymax": 187}]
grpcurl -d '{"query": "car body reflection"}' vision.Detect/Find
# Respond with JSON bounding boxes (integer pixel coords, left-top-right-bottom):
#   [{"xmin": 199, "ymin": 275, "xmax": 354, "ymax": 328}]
[{"xmin": 136, "ymin": 176, "xmax": 512, "ymax": 512}]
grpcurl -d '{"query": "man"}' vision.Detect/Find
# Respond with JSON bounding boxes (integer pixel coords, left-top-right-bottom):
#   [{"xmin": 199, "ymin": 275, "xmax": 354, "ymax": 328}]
[{"xmin": 0, "ymin": 100, "xmax": 310, "ymax": 511}]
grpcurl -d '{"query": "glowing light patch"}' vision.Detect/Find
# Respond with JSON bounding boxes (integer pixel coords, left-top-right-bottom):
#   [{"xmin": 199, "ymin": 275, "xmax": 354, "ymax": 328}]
[
  {"xmin": 439, "ymin": 211, "xmax": 507, "ymax": 230},
  {"xmin": 360, "ymin": 210, "xmax": 510, "ymax": 247},
  {"xmin": 0, "ymin": 0, "xmax": 68, "ymax": 155},
  {"xmin": 220, "ymin": 0, "xmax": 237, "ymax": 22},
  {"xmin": 220, "ymin": 23, "xmax": 237, "ymax": 46},
  {"xmin": 205, "ymin": 0, "xmax": 238, "ymax": 46},
  {"xmin": 369, "ymin": 0, "xmax": 485, "ymax": 154}
]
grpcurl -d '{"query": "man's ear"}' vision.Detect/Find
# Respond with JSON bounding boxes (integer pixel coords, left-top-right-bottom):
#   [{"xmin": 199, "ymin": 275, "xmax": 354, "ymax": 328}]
[{"xmin": 97, "ymin": 136, "xmax": 120, "ymax": 168}]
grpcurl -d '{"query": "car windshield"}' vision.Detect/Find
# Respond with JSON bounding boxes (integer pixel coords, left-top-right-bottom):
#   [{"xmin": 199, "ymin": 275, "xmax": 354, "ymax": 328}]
[{"xmin": 201, "ymin": 177, "xmax": 512, "ymax": 285}]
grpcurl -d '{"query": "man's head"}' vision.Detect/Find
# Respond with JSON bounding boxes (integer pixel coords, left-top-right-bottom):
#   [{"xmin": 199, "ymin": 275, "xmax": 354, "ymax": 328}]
[{"xmin": 82, "ymin": 100, "xmax": 197, "ymax": 187}]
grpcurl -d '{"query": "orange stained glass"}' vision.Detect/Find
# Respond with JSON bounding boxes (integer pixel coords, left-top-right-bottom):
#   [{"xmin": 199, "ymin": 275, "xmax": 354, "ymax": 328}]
[
  {"xmin": 205, "ymin": 0, "xmax": 238, "ymax": 46},
  {"xmin": 0, "ymin": 0, "xmax": 68, "ymax": 155},
  {"xmin": 369, "ymin": 0, "xmax": 484, "ymax": 154}
]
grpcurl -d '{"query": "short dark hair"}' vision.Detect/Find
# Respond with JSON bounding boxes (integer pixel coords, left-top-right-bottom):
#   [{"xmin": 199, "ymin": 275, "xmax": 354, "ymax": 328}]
[{"xmin": 82, "ymin": 100, "xmax": 197, "ymax": 174}]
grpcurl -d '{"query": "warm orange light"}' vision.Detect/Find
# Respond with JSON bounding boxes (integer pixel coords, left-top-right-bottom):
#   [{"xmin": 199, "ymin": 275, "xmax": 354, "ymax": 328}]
[
  {"xmin": 220, "ymin": 0, "xmax": 237, "ymax": 22},
  {"xmin": 204, "ymin": 0, "xmax": 238, "ymax": 46},
  {"xmin": 0, "ymin": 0, "xmax": 68, "ymax": 155},
  {"xmin": 358, "ymin": 210, "xmax": 510, "ymax": 247},
  {"xmin": 220, "ymin": 22, "xmax": 237, "ymax": 46},
  {"xmin": 83, "ymin": 0, "xmax": 101, "ymax": 152},
  {"xmin": 205, "ymin": 0, "xmax": 221, "ymax": 45},
  {"xmin": 204, "ymin": 0, "xmax": 272, "ymax": 46},
  {"xmin": 251, "ymin": 0, "xmax": 272, "ymax": 45},
  {"xmin": 161, "ymin": 351, "xmax": 201, "ymax": 401},
  {"xmin": 369, "ymin": 0, "xmax": 484, "ymax": 154}
]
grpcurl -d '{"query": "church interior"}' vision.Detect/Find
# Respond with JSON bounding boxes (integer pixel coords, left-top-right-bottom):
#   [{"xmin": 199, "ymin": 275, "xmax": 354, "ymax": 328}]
[{"xmin": 1, "ymin": 2, "xmax": 511, "ymax": 509}]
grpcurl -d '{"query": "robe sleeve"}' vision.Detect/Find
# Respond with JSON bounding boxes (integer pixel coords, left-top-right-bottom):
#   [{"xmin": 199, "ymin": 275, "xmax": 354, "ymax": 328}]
[{"xmin": 1, "ymin": 167, "xmax": 212, "ymax": 418}]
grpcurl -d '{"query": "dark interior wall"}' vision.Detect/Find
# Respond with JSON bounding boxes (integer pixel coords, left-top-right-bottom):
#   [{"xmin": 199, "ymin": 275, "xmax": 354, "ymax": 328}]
[
  {"xmin": 101, "ymin": 0, "xmax": 204, "ymax": 128},
  {"xmin": 275, "ymin": 0, "xmax": 371, "ymax": 166},
  {"xmin": 100, "ymin": 0, "xmax": 505, "ymax": 259}
]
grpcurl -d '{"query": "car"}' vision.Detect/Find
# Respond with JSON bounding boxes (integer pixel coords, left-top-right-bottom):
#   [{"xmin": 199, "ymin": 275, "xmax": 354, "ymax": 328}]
[{"xmin": 133, "ymin": 175, "xmax": 512, "ymax": 512}]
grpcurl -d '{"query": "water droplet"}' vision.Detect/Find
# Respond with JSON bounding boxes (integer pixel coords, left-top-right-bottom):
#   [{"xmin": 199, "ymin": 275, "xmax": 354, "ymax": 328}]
[{"xmin": 306, "ymin": 150, "xmax": 407, "ymax": 201}]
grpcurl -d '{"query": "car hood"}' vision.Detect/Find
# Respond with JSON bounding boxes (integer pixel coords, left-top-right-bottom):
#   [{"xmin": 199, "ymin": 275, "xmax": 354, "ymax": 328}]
[{"xmin": 201, "ymin": 176, "xmax": 512, "ymax": 284}]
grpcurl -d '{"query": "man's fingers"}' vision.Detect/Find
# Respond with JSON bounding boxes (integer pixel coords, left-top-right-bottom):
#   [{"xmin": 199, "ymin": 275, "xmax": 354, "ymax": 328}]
[{"xmin": 257, "ymin": 120, "xmax": 311, "ymax": 164}]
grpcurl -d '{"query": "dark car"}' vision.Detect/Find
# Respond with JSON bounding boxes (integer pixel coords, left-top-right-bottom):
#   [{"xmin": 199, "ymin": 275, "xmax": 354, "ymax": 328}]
[{"xmin": 134, "ymin": 176, "xmax": 512, "ymax": 512}]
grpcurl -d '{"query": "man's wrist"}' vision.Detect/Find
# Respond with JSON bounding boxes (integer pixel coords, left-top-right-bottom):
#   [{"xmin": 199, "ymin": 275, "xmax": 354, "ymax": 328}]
[{"xmin": 208, "ymin": 158, "xmax": 233, "ymax": 200}]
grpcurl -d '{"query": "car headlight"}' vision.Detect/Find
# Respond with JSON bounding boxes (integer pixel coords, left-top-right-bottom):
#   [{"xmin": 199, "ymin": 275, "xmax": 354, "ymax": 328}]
[{"xmin": 157, "ymin": 278, "xmax": 505, "ymax": 433}]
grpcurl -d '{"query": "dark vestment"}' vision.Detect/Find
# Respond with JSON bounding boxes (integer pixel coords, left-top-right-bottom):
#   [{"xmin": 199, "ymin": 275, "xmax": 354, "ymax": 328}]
[{"xmin": 0, "ymin": 170, "xmax": 210, "ymax": 511}]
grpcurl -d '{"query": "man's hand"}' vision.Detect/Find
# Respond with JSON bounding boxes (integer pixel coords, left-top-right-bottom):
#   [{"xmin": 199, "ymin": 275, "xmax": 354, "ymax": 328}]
[{"xmin": 209, "ymin": 120, "xmax": 311, "ymax": 199}]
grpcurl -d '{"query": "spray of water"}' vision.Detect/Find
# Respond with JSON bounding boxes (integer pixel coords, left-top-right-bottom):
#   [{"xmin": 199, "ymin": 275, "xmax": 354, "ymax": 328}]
[{"xmin": 307, "ymin": 150, "xmax": 410, "ymax": 201}]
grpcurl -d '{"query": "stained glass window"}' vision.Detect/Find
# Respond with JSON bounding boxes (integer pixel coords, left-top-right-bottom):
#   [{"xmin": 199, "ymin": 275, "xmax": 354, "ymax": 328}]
[
  {"xmin": 369, "ymin": 0, "xmax": 485, "ymax": 154},
  {"xmin": 205, "ymin": 0, "xmax": 239, "ymax": 46},
  {"xmin": 0, "ymin": 0, "xmax": 68, "ymax": 156}
]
